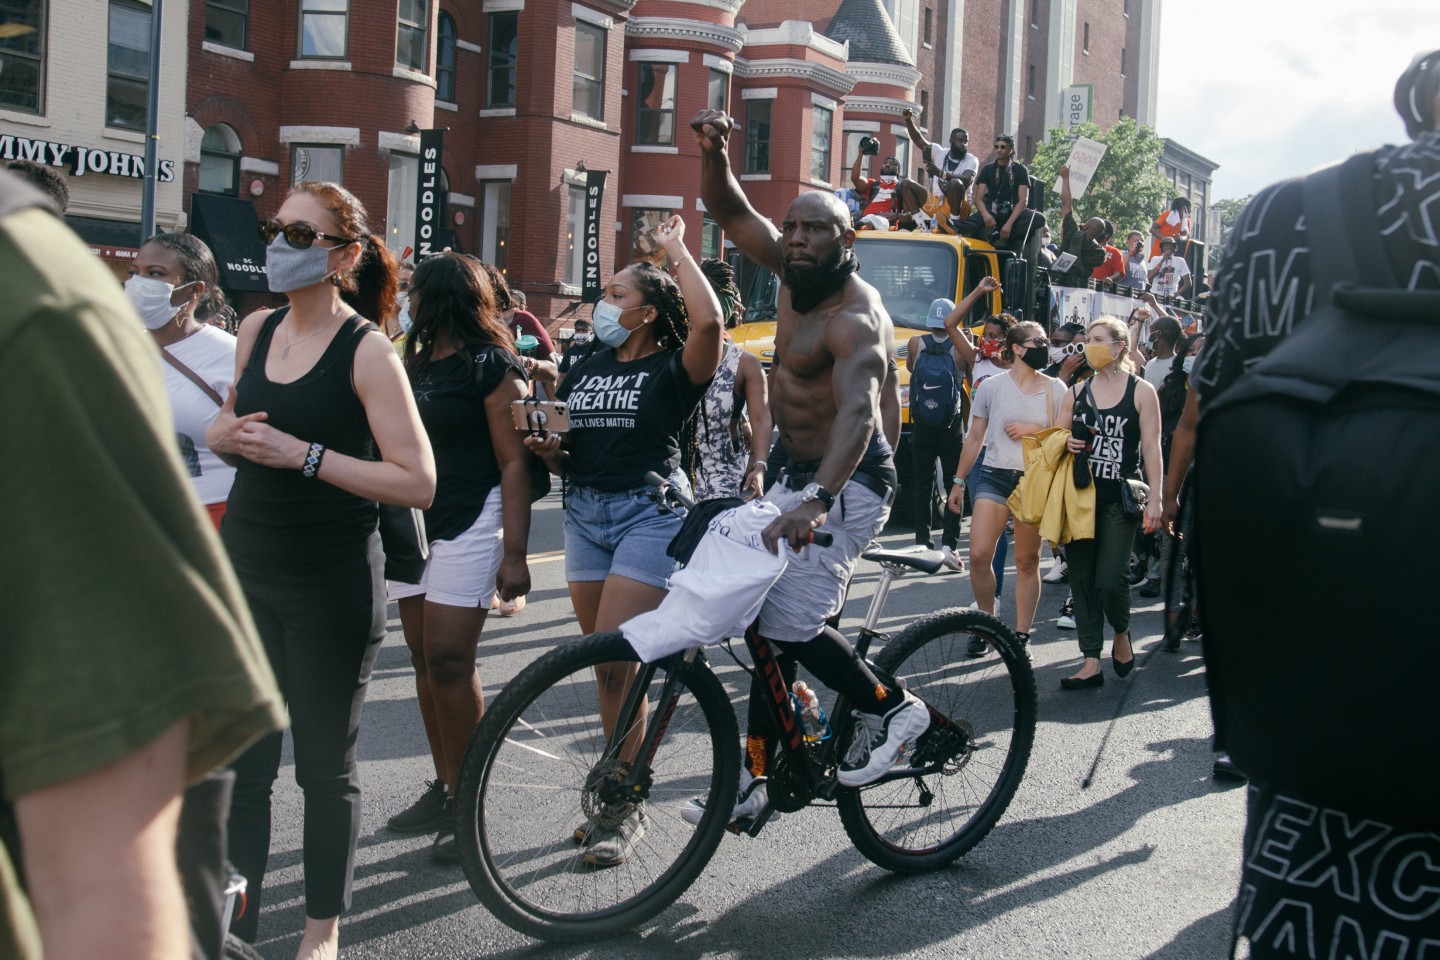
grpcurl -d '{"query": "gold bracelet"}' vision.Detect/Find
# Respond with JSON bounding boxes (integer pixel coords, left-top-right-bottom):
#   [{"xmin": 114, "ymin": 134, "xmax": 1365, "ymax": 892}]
[{"xmin": 673, "ymin": 254, "xmax": 695, "ymax": 267}]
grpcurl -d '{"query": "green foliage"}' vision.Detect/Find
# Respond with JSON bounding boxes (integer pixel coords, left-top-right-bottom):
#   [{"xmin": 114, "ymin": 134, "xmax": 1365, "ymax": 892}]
[
  {"xmin": 1027, "ymin": 118, "xmax": 1172, "ymax": 237},
  {"xmin": 1210, "ymin": 195, "xmax": 1253, "ymax": 255}
]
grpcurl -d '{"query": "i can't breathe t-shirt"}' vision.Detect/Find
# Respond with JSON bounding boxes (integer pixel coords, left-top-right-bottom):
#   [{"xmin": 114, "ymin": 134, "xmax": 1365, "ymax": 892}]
[{"xmin": 559, "ymin": 346, "xmax": 710, "ymax": 492}]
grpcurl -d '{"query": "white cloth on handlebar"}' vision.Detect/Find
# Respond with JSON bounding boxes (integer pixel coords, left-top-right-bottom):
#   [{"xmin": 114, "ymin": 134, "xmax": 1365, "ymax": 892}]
[{"xmin": 621, "ymin": 499, "xmax": 787, "ymax": 662}]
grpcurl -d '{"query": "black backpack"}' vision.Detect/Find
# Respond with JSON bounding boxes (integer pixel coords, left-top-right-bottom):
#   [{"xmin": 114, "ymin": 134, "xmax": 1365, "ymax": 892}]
[
  {"xmin": 1192, "ymin": 153, "xmax": 1440, "ymax": 827},
  {"xmin": 909, "ymin": 336, "xmax": 961, "ymax": 428}
]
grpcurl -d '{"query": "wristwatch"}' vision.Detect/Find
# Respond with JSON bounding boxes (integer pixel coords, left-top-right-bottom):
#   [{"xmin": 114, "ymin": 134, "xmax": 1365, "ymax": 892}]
[{"xmin": 799, "ymin": 482, "xmax": 835, "ymax": 511}]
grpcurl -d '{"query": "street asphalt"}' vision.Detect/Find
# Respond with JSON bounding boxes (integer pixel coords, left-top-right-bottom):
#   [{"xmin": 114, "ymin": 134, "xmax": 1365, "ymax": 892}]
[{"xmin": 247, "ymin": 492, "xmax": 1244, "ymax": 959}]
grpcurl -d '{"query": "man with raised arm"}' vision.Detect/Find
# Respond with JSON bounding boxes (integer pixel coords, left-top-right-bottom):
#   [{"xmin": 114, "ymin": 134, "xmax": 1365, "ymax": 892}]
[{"xmin": 681, "ymin": 108, "xmax": 929, "ymax": 825}]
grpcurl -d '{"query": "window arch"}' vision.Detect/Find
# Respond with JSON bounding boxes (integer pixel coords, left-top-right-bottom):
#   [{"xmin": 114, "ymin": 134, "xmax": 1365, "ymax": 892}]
[
  {"xmin": 199, "ymin": 123, "xmax": 241, "ymax": 196},
  {"xmin": 436, "ymin": 12, "xmax": 456, "ymax": 102}
]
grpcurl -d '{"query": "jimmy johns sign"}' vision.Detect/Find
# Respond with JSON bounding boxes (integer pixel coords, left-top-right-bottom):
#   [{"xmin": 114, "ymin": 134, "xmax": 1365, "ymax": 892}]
[{"xmin": 0, "ymin": 133, "xmax": 176, "ymax": 181}]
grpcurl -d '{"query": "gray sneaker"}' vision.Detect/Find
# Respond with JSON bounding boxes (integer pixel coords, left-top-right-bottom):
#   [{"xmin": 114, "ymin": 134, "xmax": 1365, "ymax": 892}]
[
  {"xmin": 388, "ymin": 779, "xmax": 449, "ymax": 834},
  {"xmin": 582, "ymin": 804, "xmax": 647, "ymax": 868}
]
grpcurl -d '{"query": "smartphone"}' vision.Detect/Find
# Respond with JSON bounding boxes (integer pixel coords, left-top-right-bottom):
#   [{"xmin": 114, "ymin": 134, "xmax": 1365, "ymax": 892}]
[{"xmin": 511, "ymin": 399, "xmax": 571, "ymax": 434}]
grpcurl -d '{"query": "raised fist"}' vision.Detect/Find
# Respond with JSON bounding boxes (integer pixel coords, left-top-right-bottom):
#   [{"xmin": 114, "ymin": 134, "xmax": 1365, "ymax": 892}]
[{"xmin": 691, "ymin": 109, "xmax": 733, "ymax": 153}]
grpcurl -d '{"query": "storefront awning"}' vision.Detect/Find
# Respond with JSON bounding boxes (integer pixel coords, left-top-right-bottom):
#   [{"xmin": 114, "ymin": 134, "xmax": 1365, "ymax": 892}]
[
  {"xmin": 65, "ymin": 215, "xmax": 142, "ymax": 262},
  {"xmin": 189, "ymin": 194, "xmax": 270, "ymax": 293}
]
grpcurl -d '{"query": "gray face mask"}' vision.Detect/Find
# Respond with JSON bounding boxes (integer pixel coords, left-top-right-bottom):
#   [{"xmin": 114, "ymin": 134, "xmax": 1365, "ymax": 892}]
[{"xmin": 266, "ymin": 236, "xmax": 336, "ymax": 293}]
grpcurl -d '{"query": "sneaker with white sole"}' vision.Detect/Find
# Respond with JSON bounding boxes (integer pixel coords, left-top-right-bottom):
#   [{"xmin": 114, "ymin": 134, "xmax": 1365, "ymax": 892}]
[
  {"xmin": 582, "ymin": 803, "xmax": 646, "ymax": 867},
  {"xmin": 680, "ymin": 767, "xmax": 767, "ymax": 827},
  {"xmin": 940, "ymin": 546, "xmax": 965, "ymax": 573},
  {"xmin": 1042, "ymin": 558, "xmax": 1068, "ymax": 583},
  {"xmin": 967, "ymin": 596, "xmax": 1003, "ymax": 613},
  {"xmin": 1056, "ymin": 596, "xmax": 1076, "ymax": 629},
  {"xmin": 837, "ymin": 691, "xmax": 931, "ymax": 787}
]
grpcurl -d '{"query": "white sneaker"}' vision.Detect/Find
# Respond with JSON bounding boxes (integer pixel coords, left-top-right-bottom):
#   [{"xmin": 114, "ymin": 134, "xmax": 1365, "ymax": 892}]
[
  {"xmin": 967, "ymin": 596, "xmax": 1002, "ymax": 612},
  {"xmin": 680, "ymin": 767, "xmax": 767, "ymax": 827},
  {"xmin": 1042, "ymin": 558, "xmax": 1068, "ymax": 583},
  {"xmin": 940, "ymin": 546, "xmax": 964, "ymax": 572},
  {"xmin": 837, "ymin": 691, "xmax": 931, "ymax": 787}
]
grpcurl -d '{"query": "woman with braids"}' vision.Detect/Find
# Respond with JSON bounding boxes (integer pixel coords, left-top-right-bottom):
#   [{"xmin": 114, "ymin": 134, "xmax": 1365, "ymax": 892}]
[
  {"xmin": 690, "ymin": 256, "xmax": 771, "ymax": 500},
  {"xmin": 947, "ymin": 316, "xmax": 1068, "ymax": 653},
  {"xmin": 123, "ymin": 232, "xmax": 240, "ymax": 527},
  {"xmin": 384, "ymin": 254, "xmax": 532, "ymax": 862},
  {"xmin": 526, "ymin": 214, "xmax": 722, "ymax": 867},
  {"xmin": 206, "ymin": 181, "xmax": 435, "ymax": 959}
]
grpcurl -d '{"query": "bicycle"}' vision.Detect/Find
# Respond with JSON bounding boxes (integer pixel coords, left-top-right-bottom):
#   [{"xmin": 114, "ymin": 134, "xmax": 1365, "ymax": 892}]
[{"xmin": 455, "ymin": 476, "xmax": 1038, "ymax": 941}]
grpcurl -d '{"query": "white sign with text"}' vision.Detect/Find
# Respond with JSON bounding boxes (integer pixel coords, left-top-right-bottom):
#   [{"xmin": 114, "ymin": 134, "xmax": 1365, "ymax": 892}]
[{"xmin": 1055, "ymin": 136, "xmax": 1108, "ymax": 200}]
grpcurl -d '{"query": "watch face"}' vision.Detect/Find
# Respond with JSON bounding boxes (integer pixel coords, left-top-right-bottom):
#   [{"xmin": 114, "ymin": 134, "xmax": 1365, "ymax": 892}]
[{"xmin": 801, "ymin": 482, "xmax": 821, "ymax": 501}]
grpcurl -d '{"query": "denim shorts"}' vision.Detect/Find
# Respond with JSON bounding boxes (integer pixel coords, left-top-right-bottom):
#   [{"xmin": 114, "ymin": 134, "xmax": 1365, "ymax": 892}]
[
  {"xmin": 972, "ymin": 465, "xmax": 1024, "ymax": 505},
  {"xmin": 564, "ymin": 478, "xmax": 686, "ymax": 589}
]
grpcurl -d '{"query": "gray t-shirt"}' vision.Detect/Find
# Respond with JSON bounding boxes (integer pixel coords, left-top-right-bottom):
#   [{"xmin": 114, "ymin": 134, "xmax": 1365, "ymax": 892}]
[
  {"xmin": 1142, "ymin": 354, "xmax": 1172, "ymax": 392},
  {"xmin": 970, "ymin": 370, "xmax": 1068, "ymax": 470}
]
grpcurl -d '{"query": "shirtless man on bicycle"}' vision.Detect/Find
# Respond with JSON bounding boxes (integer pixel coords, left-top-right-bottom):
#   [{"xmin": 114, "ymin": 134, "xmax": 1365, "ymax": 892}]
[{"xmin": 683, "ymin": 108, "xmax": 930, "ymax": 821}]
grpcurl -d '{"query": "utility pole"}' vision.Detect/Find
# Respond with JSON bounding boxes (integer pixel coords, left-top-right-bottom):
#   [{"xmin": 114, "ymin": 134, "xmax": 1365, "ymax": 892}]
[{"xmin": 139, "ymin": 0, "xmax": 164, "ymax": 239}]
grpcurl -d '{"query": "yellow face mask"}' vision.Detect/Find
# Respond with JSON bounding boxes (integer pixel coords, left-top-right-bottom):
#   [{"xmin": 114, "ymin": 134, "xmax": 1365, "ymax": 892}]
[{"xmin": 1085, "ymin": 342, "xmax": 1119, "ymax": 370}]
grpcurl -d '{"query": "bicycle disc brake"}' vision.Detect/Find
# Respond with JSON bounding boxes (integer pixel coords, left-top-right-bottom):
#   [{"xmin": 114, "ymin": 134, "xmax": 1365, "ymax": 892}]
[
  {"xmin": 765, "ymin": 753, "xmax": 816, "ymax": 813},
  {"xmin": 581, "ymin": 759, "xmax": 646, "ymax": 827}
]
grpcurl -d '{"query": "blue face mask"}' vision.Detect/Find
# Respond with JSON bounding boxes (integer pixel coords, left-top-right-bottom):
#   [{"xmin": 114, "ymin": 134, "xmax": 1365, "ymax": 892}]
[
  {"xmin": 397, "ymin": 300, "xmax": 413, "ymax": 334},
  {"xmin": 1182, "ymin": 356, "xmax": 1196, "ymax": 375},
  {"xmin": 592, "ymin": 299, "xmax": 635, "ymax": 348},
  {"xmin": 265, "ymin": 235, "xmax": 335, "ymax": 293}
]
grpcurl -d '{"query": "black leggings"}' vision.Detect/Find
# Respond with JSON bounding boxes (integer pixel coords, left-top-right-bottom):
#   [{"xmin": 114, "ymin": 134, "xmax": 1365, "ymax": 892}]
[
  {"xmin": 223, "ymin": 532, "xmax": 386, "ymax": 942},
  {"xmin": 745, "ymin": 626, "xmax": 890, "ymax": 755}
]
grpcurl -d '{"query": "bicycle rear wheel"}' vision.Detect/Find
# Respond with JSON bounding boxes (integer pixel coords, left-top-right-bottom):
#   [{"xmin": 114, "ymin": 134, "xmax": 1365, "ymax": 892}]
[
  {"xmin": 837, "ymin": 609, "xmax": 1037, "ymax": 872},
  {"xmin": 455, "ymin": 632, "xmax": 740, "ymax": 941}
]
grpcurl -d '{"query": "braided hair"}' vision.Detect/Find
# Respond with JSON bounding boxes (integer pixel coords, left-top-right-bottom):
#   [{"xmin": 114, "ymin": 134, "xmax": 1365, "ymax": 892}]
[
  {"xmin": 700, "ymin": 257, "xmax": 744, "ymax": 328},
  {"xmin": 143, "ymin": 232, "xmax": 238, "ymax": 331},
  {"xmin": 627, "ymin": 261, "xmax": 690, "ymax": 351}
]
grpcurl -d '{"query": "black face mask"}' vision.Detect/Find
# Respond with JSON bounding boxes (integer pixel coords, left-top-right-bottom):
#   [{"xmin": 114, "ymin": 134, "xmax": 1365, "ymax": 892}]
[{"xmin": 1020, "ymin": 344, "xmax": 1049, "ymax": 370}]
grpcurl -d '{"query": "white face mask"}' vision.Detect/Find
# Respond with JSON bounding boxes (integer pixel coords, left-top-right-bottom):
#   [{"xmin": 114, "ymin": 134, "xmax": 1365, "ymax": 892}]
[
  {"xmin": 124, "ymin": 274, "xmax": 189, "ymax": 330},
  {"xmin": 1182, "ymin": 356, "xmax": 1197, "ymax": 375},
  {"xmin": 592, "ymin": 299, "xmax": 635, "ymax": 348},
  {"xmin": 1048, "ymin": 345, "xmax": 1067, "ymax": 365}
]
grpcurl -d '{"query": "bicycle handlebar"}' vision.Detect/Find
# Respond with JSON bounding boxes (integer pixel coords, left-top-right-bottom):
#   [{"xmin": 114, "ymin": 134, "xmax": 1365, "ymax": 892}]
[{"xmin": 644, "ymin": 471, "xmax": 835, "ymax": 548}]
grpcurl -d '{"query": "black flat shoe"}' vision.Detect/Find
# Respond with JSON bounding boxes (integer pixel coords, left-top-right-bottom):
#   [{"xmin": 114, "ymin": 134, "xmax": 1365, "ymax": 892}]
[
  {"xmin": 1113, "ymin": 633, "xmax": 1135, "ymax": 678},
  {"xmin": 1060, "ymin": 672, "xmax": 1104, "ymax": 690}
]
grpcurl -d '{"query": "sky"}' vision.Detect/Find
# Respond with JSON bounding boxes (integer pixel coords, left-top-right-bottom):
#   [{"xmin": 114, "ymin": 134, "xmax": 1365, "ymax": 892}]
[{"xmin": 1154, "ymin": 1, "xmax": 1439, "ymax": 201}]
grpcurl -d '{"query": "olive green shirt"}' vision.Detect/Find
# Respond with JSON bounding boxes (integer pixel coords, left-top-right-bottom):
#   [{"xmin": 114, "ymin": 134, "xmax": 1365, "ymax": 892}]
[{"xmin": 0, "ymin": 205, "xmax": 285, "ymax": 959}]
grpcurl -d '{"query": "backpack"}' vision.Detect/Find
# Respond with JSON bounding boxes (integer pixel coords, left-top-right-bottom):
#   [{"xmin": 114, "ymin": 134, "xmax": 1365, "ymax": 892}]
[
  {"xmin": 910, "ymin": 336, "xmax": 961, "ymax": 428},
  {"xmin": 1191, "ymin": 153, "xmax": 1440, "ymax": 827}
]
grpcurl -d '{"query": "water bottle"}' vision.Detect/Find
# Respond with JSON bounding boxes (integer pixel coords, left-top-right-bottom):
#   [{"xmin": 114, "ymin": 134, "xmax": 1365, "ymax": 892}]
[{"xmin": 791, "ymin": 681, "xmax": 828, "ymax": 742}]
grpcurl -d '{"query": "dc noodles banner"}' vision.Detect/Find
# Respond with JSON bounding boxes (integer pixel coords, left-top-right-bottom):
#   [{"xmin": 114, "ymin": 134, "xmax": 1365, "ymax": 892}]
[
  {"xmin": 581, "ymin": 171, "xmax": 608, "ymax": 303},
  {"xmin": 413, "ymin": 129, "xmax": 446, "ymax": 261}
]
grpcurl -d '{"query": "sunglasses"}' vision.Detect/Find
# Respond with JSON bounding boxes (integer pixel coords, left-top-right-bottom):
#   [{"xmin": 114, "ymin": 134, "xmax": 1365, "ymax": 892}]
[{"xmin": 258, "ymin": 218, "xmax": 354, "ymax": 249}]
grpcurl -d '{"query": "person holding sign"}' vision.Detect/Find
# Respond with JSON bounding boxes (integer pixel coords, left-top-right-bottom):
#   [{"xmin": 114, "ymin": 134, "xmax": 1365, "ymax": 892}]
[{"xmin": 1054, "ymin": 165, "xmax": 1109, "ymax": 287}]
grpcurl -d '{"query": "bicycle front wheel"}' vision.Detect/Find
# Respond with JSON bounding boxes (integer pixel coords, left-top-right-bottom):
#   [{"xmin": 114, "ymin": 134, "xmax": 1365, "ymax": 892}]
[
  {"xmin": 455, "ymin": 632, "xmax": 740, "ymax": 942},
  {"xmin": 837, "ymin": 609, "xmax": 1037, "ymax": 872}
]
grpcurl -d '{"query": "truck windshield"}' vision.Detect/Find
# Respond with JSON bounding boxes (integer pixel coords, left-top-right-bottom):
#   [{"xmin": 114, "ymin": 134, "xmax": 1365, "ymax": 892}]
[{"xmin": 854, "ymin": 237, "xmax": 961, "ymax": 330}]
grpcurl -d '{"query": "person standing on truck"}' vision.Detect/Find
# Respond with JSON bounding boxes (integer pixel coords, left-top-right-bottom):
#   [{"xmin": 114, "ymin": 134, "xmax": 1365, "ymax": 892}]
[
  {"xmin": 901, "ymin": 107, "xmax": 979, "ymax": 232},
  {"xmin": 685, "ymin": 107, "xmax": 931, "ymax": 826},
  {"xmin": 954, "ymin": 135, "xmax": 1044, "ymax": 253}
]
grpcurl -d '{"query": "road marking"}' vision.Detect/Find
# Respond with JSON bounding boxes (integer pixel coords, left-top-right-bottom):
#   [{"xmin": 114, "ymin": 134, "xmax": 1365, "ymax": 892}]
[{"xmin": 527, "ymin": 549, "xmax": 565, "ymax": 564}]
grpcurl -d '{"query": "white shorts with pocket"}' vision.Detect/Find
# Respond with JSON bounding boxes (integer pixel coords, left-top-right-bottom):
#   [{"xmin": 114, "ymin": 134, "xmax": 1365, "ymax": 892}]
[{"xmin": 387, "ymin": 488, "xmax": 503, "ymax": 608}]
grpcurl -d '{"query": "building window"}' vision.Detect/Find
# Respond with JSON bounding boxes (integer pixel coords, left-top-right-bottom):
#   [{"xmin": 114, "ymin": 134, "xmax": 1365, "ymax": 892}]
[
  {"xmin": 205, "ymin": 0, "xmax": 248, "ymax": 50},
  {"xmin": 844, "ymin": 131, "xmax": 870, "ymax": 179},
  {"xmin": 707, "ymin": 68, "xmax": 727, "ymax": 112},
  {"xmin": 1123, "ymin": 0, "xmax": 1130, "ymax": 16},
  {"xmin": 636, "ymin": 62, "xmax": 677, "ymax": 145},
  {"xmin": 631, "ymin": 207, "xmax": 672, "ymax": 263},
  {"xmin": 565, "ymin": 183, "xmax": 585, "ymax": 286},
  {"xmin": 0, "ymin": 0, "xmax": 45, "ymax": 114},
  {"xmin": 920, "ymin": 89, "xmax": 928, "ymax": 115},
  {"xmin": 744, "ymin": 98, "xmax": 771, "ymax": 174},
  {"xmin": 894, "ymin": 138, "xmax": 910, "ymax": 180},
  {"xmin": 923, "ymin": 7, "xmax": 932, "ymax": 45},
  {"xmin": 479, "ymin": 180, "xmax": 511, "ymax": 272},
  {"xmin": 436, "ymin": 13, "xmax": 456, "ymax": 101},
  {"xmin": 572, "ymin": 20, "xmax": 605, "ymax": 121},
  {"xmin": 1026, "ymin": 135, "xmax": 1034, "ymax": 157},
  {"xmin": 291, "ymin": 144, "xmax": 343, "ymax": 185},
  {"xmin": 1082, "ymin": 21, "xmax": 1089, "ymax": 54},
  {"xmin": 810, "ymin": 105, "xmax": 832, "ymax": 182},
  {"xmin": 486, "ymin": 11, "xmax": 517, "ymax": 107},
  {"xmin": 1029, "ymin": 0, "xmax": 1038, "ymax": 27},
  {"xmin": 1120, "ymin": 46, "xmax": 1127, "ymax": 78},
  {"xmin": 701, "ymin": 215, "xmax": 720, "ymax": 261},
  {"xmin": 199, "ymin": 124, "xmax": 241, "ymax": 196},
  {"xmin": 385, "ymin": 152, "xmax": 419, "ymax": 256},
  {"xmin": 1027, "ymin": 63, "xmax": 1035, "ymax": 99},
  {"xmin": 107, "ymin": 0, "xmax": 151, "ymax": 131},
  {"xmin": 299, "ymin": 0, "xmax": 347, "ymax": 59},
  {"xmin": 396, "ymin": 0, "xmax": 427, "ymax": 71}
]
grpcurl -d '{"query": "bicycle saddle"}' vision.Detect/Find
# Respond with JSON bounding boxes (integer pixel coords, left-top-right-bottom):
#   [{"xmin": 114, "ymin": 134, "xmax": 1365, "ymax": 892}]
[{"xmin": 861, "ymin": 546, "xmax": 945, "ymax": 574}]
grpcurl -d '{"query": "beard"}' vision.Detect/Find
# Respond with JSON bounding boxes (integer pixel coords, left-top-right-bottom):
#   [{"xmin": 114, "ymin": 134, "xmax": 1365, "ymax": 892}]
[{"xmin": 782, "ymin": 243, "xmax": 857, "ymax": 314}]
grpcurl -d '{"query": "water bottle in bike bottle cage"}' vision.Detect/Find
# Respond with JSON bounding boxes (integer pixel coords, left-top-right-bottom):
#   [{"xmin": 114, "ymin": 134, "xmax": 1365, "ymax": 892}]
[{"xmin": 791, "ymin": 681, "xmax": 830, "ymax": 743}]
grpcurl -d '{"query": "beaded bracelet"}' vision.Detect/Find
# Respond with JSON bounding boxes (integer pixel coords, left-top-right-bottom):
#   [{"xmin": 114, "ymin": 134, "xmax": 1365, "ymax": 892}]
[{"xmin": 301, "ymin": 442, "xmax": 326, "ymax": 479}]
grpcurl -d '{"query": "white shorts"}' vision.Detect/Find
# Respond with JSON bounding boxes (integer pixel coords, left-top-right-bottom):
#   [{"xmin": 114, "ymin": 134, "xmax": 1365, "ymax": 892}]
[{"xmin": 387, "ymin": 488, "xmax": 504, "ymax": 608}]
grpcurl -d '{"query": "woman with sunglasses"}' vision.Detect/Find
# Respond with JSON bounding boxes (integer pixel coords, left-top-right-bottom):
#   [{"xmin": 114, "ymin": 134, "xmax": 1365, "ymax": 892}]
[
  {"xmin": 1054, "ymin": 316, "xmax": 1164, "ymax": 689},
  {"xmin": 207, "ymin": 182, "xmax": 435, "ymax": 960},
  {"xmin": 947, "ymin": 319, "xmax": 1067, "ymax": 652},
  {"xmin": 384, "ymin": 254, "xmax": 532, "ymax": 862},
  {"xmin": 525, "ymin": 214, "xmax": 722, "ymax": 867},
  {"xmin": 123, "ymin": 232, "xmax": 239, "ymax": 528}
]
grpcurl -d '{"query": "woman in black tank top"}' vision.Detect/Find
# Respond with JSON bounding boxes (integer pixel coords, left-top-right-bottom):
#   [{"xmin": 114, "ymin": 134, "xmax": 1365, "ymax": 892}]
[
  {"xmin": 205, "ymin": 182, "xmax": 435, "ymax": 956},
  {"xmin": 1055, "ymin": 317, "xmax": 1165, "ymax": 691}
]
